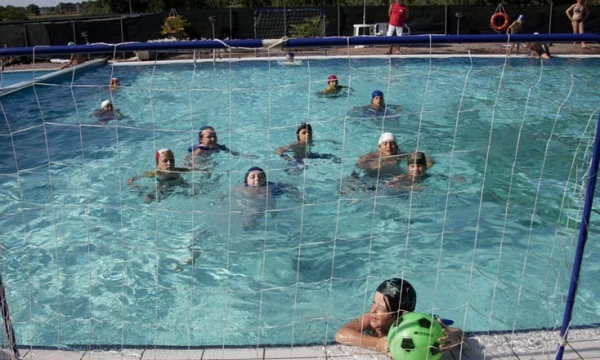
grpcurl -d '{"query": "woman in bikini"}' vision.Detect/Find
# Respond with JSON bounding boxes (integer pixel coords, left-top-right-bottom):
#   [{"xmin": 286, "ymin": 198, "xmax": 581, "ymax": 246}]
[{"xmin": 566, "ymin": 0, "xmax": 589, "ymax": 49}]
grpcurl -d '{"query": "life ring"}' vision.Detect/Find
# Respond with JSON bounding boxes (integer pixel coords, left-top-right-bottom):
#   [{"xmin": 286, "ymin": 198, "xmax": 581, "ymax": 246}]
[{"xmin": 490, "ymin": 12, "xmax": 509, "ymax": 32}]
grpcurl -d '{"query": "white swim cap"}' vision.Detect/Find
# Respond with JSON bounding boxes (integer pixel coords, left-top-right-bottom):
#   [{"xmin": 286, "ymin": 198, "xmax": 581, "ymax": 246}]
[
  {"xmin": 378, "ymin": 132, "xmax": 397, "ymax": 146},
  {"xmin": 101, "ymin": 100, "xmax": 112, "ymax": 108},
  {"xmin": 534, "ymin": 32, "xmax": 539, "ymax": 35}
]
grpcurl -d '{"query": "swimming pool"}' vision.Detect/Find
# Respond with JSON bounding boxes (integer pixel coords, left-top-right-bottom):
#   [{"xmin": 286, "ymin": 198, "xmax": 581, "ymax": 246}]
[
  {"xmin": 0, "ymin": 57, "xmax": 599, "ymax": 347},
  {"xmin": 0, "ymin": 69, "xmax": 55, "ymax": 88}
]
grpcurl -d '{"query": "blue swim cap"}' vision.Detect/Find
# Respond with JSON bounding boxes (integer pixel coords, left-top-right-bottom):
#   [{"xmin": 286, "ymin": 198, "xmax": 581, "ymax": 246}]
[
  {"xmin": 245, "ymin": 167, "xmax": 265, "ymax": 185},
  {"xmin": 287, "ymin": 52, "xmax": 294, "ymax": 57},
  {"xmin": 372, "ymin": 90, "xmax": 384, "ymax": 99},
  {"xmin": 67, "ymin": 41, "xmax": 75, "ymax": 46},
  {"xmin": 518, "ymin": 14, "xmax": 525, "ymax": 21}
]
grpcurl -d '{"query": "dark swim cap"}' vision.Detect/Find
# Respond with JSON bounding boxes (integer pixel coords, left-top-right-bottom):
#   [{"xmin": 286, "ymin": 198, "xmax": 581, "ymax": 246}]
[
  {"xmin": 372, "ymin": 90, "xmax": 384, "ymax": 99},
  {"xmin": 376, "ymin": 278, "xmax": 417, "ymax": 316},
  {"xmin": 407, "ymin": 152, "xmax": 427, "ymax": 167},
  {"xmin": 198, "ymin": 125, "xmax": 214, "ymax": 138},
  {"xmin": 296, "ymin": 122, "xmax": 312, "ymax": 140},
  {"xmin": 244, "ymin": 167, "xmax": 265, "ymax": 185}
]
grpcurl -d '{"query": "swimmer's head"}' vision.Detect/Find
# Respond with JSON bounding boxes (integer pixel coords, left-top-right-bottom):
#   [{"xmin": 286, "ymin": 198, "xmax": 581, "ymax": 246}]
[
  {"xmin": 534, "ymin": 32, "xmax": 539, "ymax": 35},
  {"xmin": 407, "ymin": 151, "xmax": 428, "ymax": 177},
  {"xmin": 68, "ymin": 41, "xmax": 75, "ymax": 46},
  {"xmin": 371, "ymin": 90, "xmax": 384, "ymax": 106},
  {"xmin": 110, "ymin": 77, "xmax": 119, "ymax": 86},
  {"xmin": 198, "ymin": 125, "xmax": 217, "ymax": 146},
  {"xmin": 327, "ymin": 74, "xmax": 338, "ymax": 86},
  {"xmin": 101, "ymin": 99, "xmax": 113, "ymax": 111},
  {"xmin": 375, "ymin": 278, "xmax": 417, "ymax": 318},
  {"xmin": 286, "ymin": 52, "xmax": 295, "ymax": 61},
  {"xmin": 296, "ymin": 122, "xmax": 313, "ymax": 142},
  {"xmin": 155, "ymin": 148, "xmax": 175, "ymax": 171},
  {"xmin": 244, "ymin": 166, "xmax": 266, "ymax": 187},
  {"xmin": 378, "ymin": 132, "xmax": 398, "ymax": 155},
  {"xmin": 518, "ymin": 14, "xmax": 525, "ymax": 22}
]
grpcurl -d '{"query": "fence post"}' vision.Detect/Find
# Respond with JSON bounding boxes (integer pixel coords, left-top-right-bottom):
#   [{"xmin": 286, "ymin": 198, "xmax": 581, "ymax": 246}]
[
  {"xmin": 445, "ymin": 4, "xmax": 448, "ymax": 35},
  {"xmin": 71, "ymin": 20, "xmax": 77, "ymax": 43},
  {"xmin": 337, "ymin": 4, "xmax": 340, "ymax": 37},
  {"xmin": 548, "ymin": 2, "xmax": 554, "ymax": 34},
  {"xmin": 23, "ymin": 23, "xmax": 29, "ymax": 47},
  {"xmin": 0, "ymin": 274, "xmax": 19, "ymax": 359}
]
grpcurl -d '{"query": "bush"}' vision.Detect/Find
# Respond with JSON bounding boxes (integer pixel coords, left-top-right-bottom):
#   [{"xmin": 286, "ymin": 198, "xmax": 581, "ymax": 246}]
[{"xmin": 289, "ymin": 16, "xmax": 326, "ymax": 38}]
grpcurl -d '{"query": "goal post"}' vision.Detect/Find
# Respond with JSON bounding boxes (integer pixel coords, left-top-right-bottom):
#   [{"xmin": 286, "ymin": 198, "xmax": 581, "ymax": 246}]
[{"xmin": 254, "ymin": 8, "xmax": 326, "ymax": 39}]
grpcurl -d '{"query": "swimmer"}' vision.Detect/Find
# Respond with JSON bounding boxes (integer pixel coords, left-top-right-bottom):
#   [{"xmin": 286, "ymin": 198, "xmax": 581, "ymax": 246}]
[
  {"xmin": 507, "ymin": 15, "xmax": 525, "ymax": 56},
  {"xmin": 386, "ymin": 151, "xmax": 430, "ymax": 189},
  {"xmin": 335, "ymin": 278, "xmax": 465, "ymax": 353},
  {"xmin": 526, "ymin": 38, "xmax": 552, "ymax": 60},
  {"xmin": 356, "ymin": 132, "xmax": 405, "ymax": 178},
  {"xmin": 275, "ymin": 123, "xmax": 341, "ymax": 170},
  {"xmin": 185, "ymin": 125, "xmax": 256, "ymax": 168},
  {"xmin": 353, "ymin": 90, "xmax": 402, "ymax": 115},
  {"xmin": 232, "ymin": 167, "xmax": 290, "ymax": 230},
  {"xmin": 127, "ymin": 149, "xmax": 191, "ymax": 203},
  {"xmin": 90, "ymin": 99, "xmax": 123, "ymax": 124},
  {"xmin": 317, "ymin": 75, "xmax": 349, "ymax": 96},
  {"xmin": 285, "ymin": 52, "xmax": 295, "ymax": 63},
  {"xmin": 109, "ymin": 77, "xmax": 120, "ymax": 91}
]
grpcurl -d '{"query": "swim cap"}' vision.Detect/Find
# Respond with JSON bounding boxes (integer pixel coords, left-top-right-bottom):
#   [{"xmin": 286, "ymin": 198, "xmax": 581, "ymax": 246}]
[
  {"xmin": 518, "ymin": 14, "xmax": 525, "ymax": 21},
  {"xmin": 296, "ymin": 122, "xmax": 312, "ymax": 139},
  {"xmin": 372, "ymin": 90, "xmax": 384, "ymax": 99},
  {"xmin": 68, "ymin": 41, "xmax": 75, "ymax": 46},
  {"xmin": 101, "ymin": 100, "xmax": 112, "ymax": 109},
  {"xmin": 287, "ymin": 52, "xmax": 294, "ymax": 57},
  {"xmin": 198, "ymin": 125, "xmax": 214, "ymax": 138},
  {"xmin": 533, "ymin": 32, "xmax": 539, "ymax": 35},
  {"xmin": 110, "ymin": 77, "xmax": 118, "ymax": 85},
  {"xmin": 244, "ymin": 166, "xmax": 265, "ymax": 185},
  {"xmin": 155, "ymin": 148, "xmax": 172, "ymax": 164},
  {"xmin": 328, "ymin": 75, "xmax": 338, "ymax": 81},
  {"xmin": 407, "ymin": 151, "xmax": 427, "ymax": 167},
  {"xmin": 378, "ymin": 132, "xmax": 397, "ymax": 146},
  {"xmin": 376, "ymin": 278, "xmax": 417, "ymax": 315}
]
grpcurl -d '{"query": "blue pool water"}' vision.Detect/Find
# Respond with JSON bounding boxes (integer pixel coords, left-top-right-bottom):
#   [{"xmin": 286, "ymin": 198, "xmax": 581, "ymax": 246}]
[
  {"xmin": 0, "ymin": 69, "xmax": 54, "ymax": 88},
  {"xmin": 1, "ymin": 57, "xmax": 600, "ymax": 347}
]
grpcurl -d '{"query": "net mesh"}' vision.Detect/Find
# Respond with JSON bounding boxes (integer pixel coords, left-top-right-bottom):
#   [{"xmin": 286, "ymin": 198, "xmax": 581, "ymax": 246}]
[
  {"xmin": 254, "ymin": 9, "xmax": 325, "ymax": 39},
  {"xmin": 0, "ymin": 39, "xmax": 599, "ymax": 358}
]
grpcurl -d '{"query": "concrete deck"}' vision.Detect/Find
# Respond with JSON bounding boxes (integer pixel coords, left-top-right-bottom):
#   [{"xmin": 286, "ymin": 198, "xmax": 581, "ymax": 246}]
[{"xmin": 7, "ymin": 327, "xmax": 599, "ymax": 360}]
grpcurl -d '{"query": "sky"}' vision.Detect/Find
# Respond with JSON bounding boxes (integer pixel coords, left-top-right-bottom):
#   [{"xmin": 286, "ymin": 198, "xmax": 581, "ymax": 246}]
[{"xmin": 1, "ymin": 0, "xmax": 62, "ymax": 6}]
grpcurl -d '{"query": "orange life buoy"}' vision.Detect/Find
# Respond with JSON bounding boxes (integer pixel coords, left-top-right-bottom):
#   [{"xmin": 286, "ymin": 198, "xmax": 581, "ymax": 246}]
[{"xmin": 490, "ymin": 12, "xmax": 509, "ymax": 32}]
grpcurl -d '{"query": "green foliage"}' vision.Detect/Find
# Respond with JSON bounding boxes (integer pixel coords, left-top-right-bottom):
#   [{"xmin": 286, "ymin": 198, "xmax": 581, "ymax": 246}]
[
  {"xmin": 0, "ymin": 6, "xmax": 29, "ymax": 21},
  {"xmin": 81, "ymin": 1, "xmax": 111, "ymax": 15},
  {"xmin": 26, "ymin": 4, "xmax": 40, "ymax": 15},
  {"xmin": 161, "ymin": 15, "xmax": 190, "ymax": 39},
  {"xmin": 289, "ymin": 16, "xmax": 325, "ymax": 38}
]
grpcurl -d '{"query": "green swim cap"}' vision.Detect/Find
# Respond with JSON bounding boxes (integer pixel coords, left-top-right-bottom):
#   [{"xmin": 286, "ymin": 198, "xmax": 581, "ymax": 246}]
[{"xmin": 388, "ymin": 312, "xmax": 444, "ymax": 360}]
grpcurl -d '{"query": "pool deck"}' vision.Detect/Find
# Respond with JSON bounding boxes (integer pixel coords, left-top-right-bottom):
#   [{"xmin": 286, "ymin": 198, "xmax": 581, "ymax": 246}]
[
  {"xmin": 2, "ymin": 42, "xmax": 599, "ymax": 72},
  {"xmin": 8, "ymin": 327, "xmax": 600, "ymax": 360}
]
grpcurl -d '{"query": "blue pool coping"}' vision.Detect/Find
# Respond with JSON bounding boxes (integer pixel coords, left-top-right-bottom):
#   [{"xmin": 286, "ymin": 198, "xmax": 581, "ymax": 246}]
[{"xmin": 0, "ymin": 58, "xmax": 107, "ymax": 96}]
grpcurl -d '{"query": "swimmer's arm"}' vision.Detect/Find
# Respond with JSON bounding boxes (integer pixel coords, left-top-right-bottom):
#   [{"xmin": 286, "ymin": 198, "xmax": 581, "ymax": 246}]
[
  {"xmin": 334, "ymin": 313, "xmax": 387, "ymax": 352},
  {"xmin": 275, "ymin": 144, "xmax": 291, "ymax": 155},
  {"xmin": 356, "ymin": 153, "xmax": 379, "ymax": 171},
  {"xmin": 565, "ymin": 4, "xmax": 575, "ymax": 19},
  {"xmin": 437, "ymin": 320, "xmax": 466, "ymax": 353},
  {"xmin": 506, "ymin": 21, "xmax": 517, "ymax": 34},
  {"xmin": 60, "ymin": 55, "xmax": 75, "ymax": 69},
  {"xmin": 127, "ymin": 170, "xmax": 155, "ymax": 184}
]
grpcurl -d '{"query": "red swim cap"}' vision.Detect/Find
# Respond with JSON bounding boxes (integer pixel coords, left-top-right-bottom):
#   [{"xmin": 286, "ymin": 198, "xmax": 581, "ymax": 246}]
[{"xmin": 328, "ymin": 75, "xmax": 338, "ymax": 81}]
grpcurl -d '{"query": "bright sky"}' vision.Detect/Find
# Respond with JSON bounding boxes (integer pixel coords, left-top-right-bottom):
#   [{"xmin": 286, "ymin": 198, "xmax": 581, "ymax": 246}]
[{"xmin": 0, "ymin": 0, "xmax": 61, "ymax": 6}]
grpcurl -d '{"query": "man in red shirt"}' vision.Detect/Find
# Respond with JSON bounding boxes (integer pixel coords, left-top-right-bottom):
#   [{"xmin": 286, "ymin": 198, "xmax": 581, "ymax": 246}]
[{"xmin": 386, "ymin": 0, "xmax": 409, "ymax": 55}]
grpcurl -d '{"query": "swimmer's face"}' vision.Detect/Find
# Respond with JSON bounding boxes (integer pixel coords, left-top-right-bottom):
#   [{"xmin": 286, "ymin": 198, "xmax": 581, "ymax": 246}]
[
  {"xmin": 379, "ymin": 140, "xmax": 398, "ymax": 156},
  {"xmin": 246, "ymin": 170, "xmax": 266, "ymax": 187},
  {"xmin": 200, "ymin": 129, "xmax": 218, "ymax": 147},
  {"xmin": 369, "ymin": 291, "xmax": 396, "ymax": 332},
  {"xmin": 408, "ymin": 163, "xmax": 426, "ymax": 177},
  {"xmin": 297, "ymin": 128, "xmax": 312, "ymax": 142},
  {"xmin": 328, "ymin": 79, "xmax": 338, "ymax": 88},
  {"xmin": 372, "ymin": 95, "xmax": 383, "ymax": 107},
  {"xmin": 157, "ymin": 151, "xmax": 175, "ymax": 171},
  {"xmin": 103, "ymin": 104, "xmax": 113, "ymax": 111},
  {"xmin": 286, "ymin": 55, "xmax": 294, "ymax": 62}
]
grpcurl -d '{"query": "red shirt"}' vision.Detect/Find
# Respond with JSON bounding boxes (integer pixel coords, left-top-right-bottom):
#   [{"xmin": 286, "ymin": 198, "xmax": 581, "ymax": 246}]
[{"xmin": 389, "ymin": 3, "xmax": 407, "ymax": 27}]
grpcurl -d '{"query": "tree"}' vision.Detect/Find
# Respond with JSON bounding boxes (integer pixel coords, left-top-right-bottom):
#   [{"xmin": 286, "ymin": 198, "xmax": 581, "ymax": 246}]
[
  {"xmin": 26, "ymin": 4, "xmax": 40, "ymax": 16},
  {"xmin": 1, "ymin": 6, "xmax": 29, "ymax": 21}
]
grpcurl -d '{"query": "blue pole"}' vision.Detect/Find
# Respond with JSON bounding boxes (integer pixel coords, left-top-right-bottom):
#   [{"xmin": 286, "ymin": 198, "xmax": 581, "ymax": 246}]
[{"xmin": 555, "ymin": 111, "xmax": 600, "ymax": 360}]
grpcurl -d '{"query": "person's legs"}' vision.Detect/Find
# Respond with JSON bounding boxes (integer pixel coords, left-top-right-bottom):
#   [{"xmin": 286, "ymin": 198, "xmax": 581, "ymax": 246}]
[
  {"xmin": 508, "ymin": 42, "xmax": 515, "ymax": 56},
  {"xmin": 386, "ymin": 25, "xmax": 395, "ymax": 54},
  {"xmin": 571, "ymin": 21, "xmax": 579, "ymax": 48},
  {"xmin": 579, "ymin": 21, "xmax": 586, "ymax": 48},
  {"xmin": 395, "ymin": 26, "xmax": 403, "ymax": 54}
]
